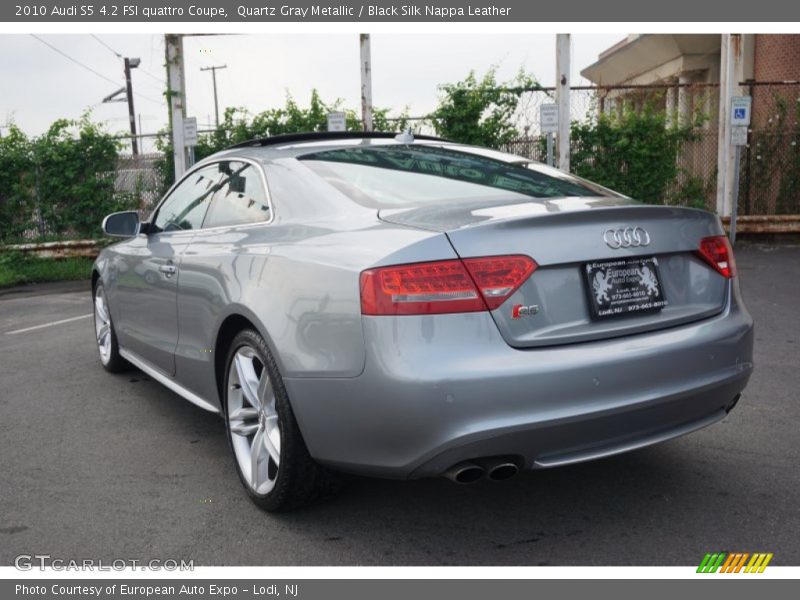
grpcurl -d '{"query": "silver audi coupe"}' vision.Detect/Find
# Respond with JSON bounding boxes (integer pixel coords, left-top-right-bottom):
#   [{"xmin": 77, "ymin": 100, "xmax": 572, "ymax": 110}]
[{"xmin": 92, "ymin": 132, "xmax": 754, "ymax": 511}]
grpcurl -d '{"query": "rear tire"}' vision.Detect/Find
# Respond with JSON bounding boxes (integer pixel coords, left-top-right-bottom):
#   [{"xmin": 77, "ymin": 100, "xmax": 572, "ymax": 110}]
[
  {"xmin": 223, "ymin": 328, "xmax": 341, "ymax": 511},
  {"xmin": 93, "ymin": 281, "xmax": 129, "ymax": 373}
]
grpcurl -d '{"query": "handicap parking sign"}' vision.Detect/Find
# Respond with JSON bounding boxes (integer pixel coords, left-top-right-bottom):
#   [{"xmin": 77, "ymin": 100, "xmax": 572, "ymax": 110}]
[{"xmin": 731, "ymin": 96, "xmax": 751, "ymax": 126}]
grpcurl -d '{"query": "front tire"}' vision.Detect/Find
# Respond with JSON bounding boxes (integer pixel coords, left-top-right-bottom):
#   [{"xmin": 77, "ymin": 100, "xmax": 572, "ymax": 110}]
[
  {"xmin": 93, "ymin": 281, "xmax": 128, "ymax": 373},
  {"xmin": 223, "ymin": 329, "xmax": 340, "ymax": 511}
]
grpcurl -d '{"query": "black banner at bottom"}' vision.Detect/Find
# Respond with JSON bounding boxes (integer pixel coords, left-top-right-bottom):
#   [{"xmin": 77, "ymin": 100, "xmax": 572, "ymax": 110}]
[{"xmin": 3, "ymin": 579, "xmax": 796, "ymax": 600}]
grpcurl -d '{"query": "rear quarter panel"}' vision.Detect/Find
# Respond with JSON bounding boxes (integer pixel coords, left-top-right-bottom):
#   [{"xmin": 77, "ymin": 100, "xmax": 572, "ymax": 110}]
[{"xmin": 173, "ymin": 214, "xmax": 457, "ymax": 407}]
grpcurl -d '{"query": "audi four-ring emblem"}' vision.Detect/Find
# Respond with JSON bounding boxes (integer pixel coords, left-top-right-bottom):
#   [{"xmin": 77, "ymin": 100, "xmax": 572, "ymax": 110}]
[{"xmin": 603, "ymin": 226, "xmax": 651, "ymax": 249}]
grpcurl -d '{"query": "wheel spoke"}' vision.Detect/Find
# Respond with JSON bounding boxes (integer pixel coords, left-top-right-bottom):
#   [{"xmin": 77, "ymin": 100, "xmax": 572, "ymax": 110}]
[
  {"xmin": 258, "ymin": 374, "xmax": 273, "ymax": 413},
  {"xmin": 263, "ymin": 417, "xmax": 280, "ymax": 465},
  {"xmin": 95, "ymin": 296, "xmax": 108, "ymax": 323},
  {"xmin": 234, "ymin": 352, "xmax": 260, "ymax": 409},
  {"xmin": 97, "ymin": 323, "xmax": 110, "ymax": 345},
  {"xmin": 250, "ymin": 427, "xmax": 265, "ymax": 487},
  {"xmin": 229, "ymin": 406, "xmax": 259, "ymax": 436},
  {"xmin": 229, "ymin": 406, "xmax": 258, "ymax": 421},
  {"xmin": 230, "ymin": 422, "xmax": 259, "ymax": 436}
]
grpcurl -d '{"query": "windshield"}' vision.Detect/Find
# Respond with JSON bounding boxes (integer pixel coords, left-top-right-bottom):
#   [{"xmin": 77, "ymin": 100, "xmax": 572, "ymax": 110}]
[{"xmin": 298, "ymin": 145, "xmax": 614, "ymax": 208}]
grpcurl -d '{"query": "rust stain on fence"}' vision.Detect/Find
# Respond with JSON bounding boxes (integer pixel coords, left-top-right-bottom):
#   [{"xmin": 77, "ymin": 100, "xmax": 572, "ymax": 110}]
[
  {"xmin": 723, "ymin": 215, "xmax": 800, "ymax": 233},
  {"xmin": 3, "ymin": 239, "xmax": 102, "ymax": 259}
]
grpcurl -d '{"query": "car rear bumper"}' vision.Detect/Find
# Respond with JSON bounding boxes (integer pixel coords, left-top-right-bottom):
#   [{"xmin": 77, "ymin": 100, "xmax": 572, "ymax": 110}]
[{"xmin": 284, "ymin": 286, "xmax": 754, "ymax": 479}]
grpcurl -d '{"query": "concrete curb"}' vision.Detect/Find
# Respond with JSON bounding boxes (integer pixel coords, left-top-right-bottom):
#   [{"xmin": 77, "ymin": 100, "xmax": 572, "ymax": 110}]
[{"xmin": 0, "ymin": 279, "xmax": 91, "ymax": 299}]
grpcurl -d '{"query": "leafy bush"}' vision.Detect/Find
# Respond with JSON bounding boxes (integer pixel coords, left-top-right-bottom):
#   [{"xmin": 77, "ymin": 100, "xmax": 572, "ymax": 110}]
[
  {"xmin": 431, "ymin": 68, "xmax": 539, "ymax": 148},
  {"xmin": 0, "ymin": 116, "xmax": 132, "ymax": 242},
  {"xmin": 0, "ymin": 251, "xmax": 93, "ymax": 288},
  {"xmin": 156, "ymin": 90, "xmax": 408, "ymax": 189},
  {"xmin": 672, "ymin": 174, "xmax": 715, "ymax": 210},
  {"xmin": 570, "ymin": 103, "xmax": 700, "ymax": 203}
]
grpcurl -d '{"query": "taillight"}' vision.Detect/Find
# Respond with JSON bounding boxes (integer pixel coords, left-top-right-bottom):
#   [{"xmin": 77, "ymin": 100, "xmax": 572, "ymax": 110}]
[
  {"xmin": 360, "ymin": 255, "xmax": 537, "ymax": 315},
  {"xmin": 461, "ymin": 256, "xmax": 537, "ymax": 309},
  {"xmin": 697, "ymin": 235, "xmax": 736, "ymax": 278}
]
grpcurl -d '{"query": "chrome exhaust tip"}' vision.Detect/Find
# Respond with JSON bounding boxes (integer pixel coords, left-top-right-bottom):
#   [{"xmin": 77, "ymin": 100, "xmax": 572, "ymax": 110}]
[
  {"xmin": 487, "ymin": 462, "xmax": 519, "ymax": 481},
  {"xmin": 444, "ymin": 461, "xmax": 485, "ymax": 484}
]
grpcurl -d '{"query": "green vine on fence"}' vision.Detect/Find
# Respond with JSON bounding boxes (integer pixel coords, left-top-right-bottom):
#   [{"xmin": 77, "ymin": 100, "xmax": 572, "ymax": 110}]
[
  {"xmin": 570, "ymin": 102, "xmax": 703, "ymax": 204},
  {"xmin": 0, "ymin": 115, "xmax": 135, "ymax": 243},
  {"xmin": 748, "ymin": 95, "xmax": 800, "ymax": 214}
]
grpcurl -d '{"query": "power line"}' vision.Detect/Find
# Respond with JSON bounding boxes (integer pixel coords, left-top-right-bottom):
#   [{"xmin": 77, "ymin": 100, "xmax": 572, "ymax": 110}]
[
  {"xmin": 31, "ymin": 34, "xmax": 119, "ymax": 87},
  {"xmin": 130, "ymin": 89, "xmax": 164, "ymax": 105},
  {"xmin": 90, "ymin": 33, "xmax": 166, "ymax": 85},
  {"xmin": 138, "ymin": 68, "xmax": 167, "ymax": 85},
  {"xmin": 30, "ymin": 34, "xmax": 164, "ymax": 106},
  {"xmin": 90, "ymin": 34, "xmax": 122, "ymax": 59}
]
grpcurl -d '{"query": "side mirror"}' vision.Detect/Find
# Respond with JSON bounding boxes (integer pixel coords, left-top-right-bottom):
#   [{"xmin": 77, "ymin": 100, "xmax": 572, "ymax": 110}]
[{"xmin": 102, "ymin": 211, "xmax": 140, "ymax": 237}]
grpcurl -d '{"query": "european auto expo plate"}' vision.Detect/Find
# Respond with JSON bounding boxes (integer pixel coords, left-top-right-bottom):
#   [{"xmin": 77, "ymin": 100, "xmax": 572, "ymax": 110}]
[{"xmin": 585, "ymin": 256, "xmax": 668, "ymax": 320}]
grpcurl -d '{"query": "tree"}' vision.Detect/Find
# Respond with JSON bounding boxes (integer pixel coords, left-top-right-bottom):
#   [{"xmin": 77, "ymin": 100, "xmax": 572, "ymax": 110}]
[
  {"xmin": 431, "ymin": 68, "xmax": 539, "ymax": 147},
  {"xmin": 156, "ymin": 90, "xmax": 408, "ymax": 189}
]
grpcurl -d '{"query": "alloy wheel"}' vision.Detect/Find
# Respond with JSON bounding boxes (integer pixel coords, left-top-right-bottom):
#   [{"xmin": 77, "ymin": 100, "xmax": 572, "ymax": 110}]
[
  {"xmin": 94, "ymin": 285, "xmax": 112, "ymax": 365},
  {"xmin": 227, "ymin": 346, "xmax": 281, "ymax": 495}
]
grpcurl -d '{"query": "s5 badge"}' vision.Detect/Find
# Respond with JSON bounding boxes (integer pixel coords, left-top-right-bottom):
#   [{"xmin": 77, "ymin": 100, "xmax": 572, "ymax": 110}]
[{"xmin": 511, "ymin": 304, "xmax": 540, "ymax": 319}]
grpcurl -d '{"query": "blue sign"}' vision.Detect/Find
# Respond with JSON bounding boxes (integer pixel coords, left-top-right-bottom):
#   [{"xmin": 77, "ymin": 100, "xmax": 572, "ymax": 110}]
[{"xmin": 731, "ymin": 96, "xmax": 752, "ymax": 125}]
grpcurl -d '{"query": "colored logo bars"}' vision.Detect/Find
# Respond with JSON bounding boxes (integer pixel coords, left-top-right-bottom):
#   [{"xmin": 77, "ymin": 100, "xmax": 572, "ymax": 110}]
[{"xmin": 697, "ymin": 552, "xmax": 774, "ymax": 573}]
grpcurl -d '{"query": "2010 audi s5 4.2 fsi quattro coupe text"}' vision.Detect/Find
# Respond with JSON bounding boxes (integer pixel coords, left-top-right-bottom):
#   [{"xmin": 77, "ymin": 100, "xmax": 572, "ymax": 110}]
[{"xmin": 92, "ymin": 132, "xmax": 753, "ymax": 511}]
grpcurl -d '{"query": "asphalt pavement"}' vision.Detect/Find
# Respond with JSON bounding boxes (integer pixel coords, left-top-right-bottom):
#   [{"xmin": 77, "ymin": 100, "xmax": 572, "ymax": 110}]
[{"xmin": 0, "ymin": 244, "xmax": 798, "ymax": 566}]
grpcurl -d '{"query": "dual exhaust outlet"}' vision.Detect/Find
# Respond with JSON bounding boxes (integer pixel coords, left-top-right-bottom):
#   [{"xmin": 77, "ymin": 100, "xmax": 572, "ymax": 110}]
[{"xmin": 444, "ymin": 457, "xmax": 520, "ymax": 484}]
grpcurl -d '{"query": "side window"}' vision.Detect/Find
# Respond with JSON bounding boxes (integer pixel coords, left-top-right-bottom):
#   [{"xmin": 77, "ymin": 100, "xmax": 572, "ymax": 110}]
[
  {"xmin": 153, "ymin": 165, "xmax": 221, "ymax": 232},
  {"xmin": 202, "ymin": 162, "xmax": 271, "ymax": 228}
]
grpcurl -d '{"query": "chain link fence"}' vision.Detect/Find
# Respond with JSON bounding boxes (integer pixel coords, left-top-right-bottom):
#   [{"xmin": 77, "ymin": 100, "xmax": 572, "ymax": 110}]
[
  {"xmin": 110, "ymin": 84, "xmax": 800, "ymax": 221},
  {"xmin": 6, "ymin": 81, "xmax": 798, "ymax": 246},
  {"xmin": 742, "ymin": 81, "xmax": 800, "ymax": 215},
  {"xmin": 101, "ymin": 152, "xmax": 167, "ymax": 218},
  {"xmin": 7, "ymin": 153, "xmax": 165, "ymax": 242},
  {"xmin": 502, "ymin": 81, "xmax": 800, "ymax": 215}
]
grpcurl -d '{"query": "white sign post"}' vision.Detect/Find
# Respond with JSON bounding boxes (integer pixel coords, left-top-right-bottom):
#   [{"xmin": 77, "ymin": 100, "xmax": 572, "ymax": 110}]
[
  {"xmin": 183, "ymin": 117, "xmax": 198, "ymax": 168},
  {"xmin": 540, "ymin": 104, "xmax": 558, "ymax": 167},
  {"xmin": 729, "ymin": 96, "xmax": 751, "ymax": 245},
  {"xmin": 327, "ymin": 112, "xmax": 346, "ymax": 132}
]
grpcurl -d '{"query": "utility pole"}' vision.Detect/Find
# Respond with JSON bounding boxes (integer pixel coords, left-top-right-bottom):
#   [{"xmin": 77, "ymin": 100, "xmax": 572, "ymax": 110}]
[
  {"xmin": 165, "ymin": 34, "xmax": 187, "ymax": 180},
  {"xmin": 124, "ymin": 57, "xmax": 141, "ymax": 156},
  {"xmin": 200, "ymin": 64, "xmax": 227, "ymax": 128},
  {"xmin": 360, "ymin": 34, "xmax": 373, "ymax": 131},
  {"xmin": 555, "ymin": 34, "xmax": 571, "ymax": 172},
  {"xmin": 716, "ymin": 34, "xmax": 746, "ymax": 217}
]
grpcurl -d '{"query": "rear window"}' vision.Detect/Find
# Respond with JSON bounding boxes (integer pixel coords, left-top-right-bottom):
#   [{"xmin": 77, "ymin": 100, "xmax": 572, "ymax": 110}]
[{"xmin": 298, "ymin": 145, "xmax": 611, "ymax": 208}]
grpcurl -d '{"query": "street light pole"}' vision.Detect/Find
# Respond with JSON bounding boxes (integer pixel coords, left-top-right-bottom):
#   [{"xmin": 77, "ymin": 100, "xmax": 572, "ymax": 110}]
[
  {"xmin": 124, "ymin": 57, "xmax": 141, "ymax": 156},
  {"xmin": 200, "ymin": 64, "xmax": 227, "ymax": 128}
]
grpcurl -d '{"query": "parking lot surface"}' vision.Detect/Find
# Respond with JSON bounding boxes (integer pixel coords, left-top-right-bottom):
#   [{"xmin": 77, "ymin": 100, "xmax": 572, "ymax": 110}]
[{"xmin": 1, "ymin": 245, "xmax": 798, "ymax": 566}]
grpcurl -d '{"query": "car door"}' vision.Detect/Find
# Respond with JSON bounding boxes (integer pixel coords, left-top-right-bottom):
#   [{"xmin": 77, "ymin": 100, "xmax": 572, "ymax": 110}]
[
  {"xmin": 173, "ymin": 159, "xmax": 273, "ymax": 400},
  {"xmin": 115, "ymin": 164, "xmax": 222, "ymax": 375}
]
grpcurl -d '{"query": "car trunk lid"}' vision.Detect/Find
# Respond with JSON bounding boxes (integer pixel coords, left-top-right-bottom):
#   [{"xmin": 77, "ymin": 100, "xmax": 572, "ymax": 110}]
[{"xmin": 379, "ymin": 200, "xmax": 730, "ymax": 347}]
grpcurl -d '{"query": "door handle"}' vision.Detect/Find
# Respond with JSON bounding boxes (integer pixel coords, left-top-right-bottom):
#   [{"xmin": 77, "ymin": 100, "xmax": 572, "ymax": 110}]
[{"xmin": 159, "ymin": 264, "xmax": 177, "ymax": 276}]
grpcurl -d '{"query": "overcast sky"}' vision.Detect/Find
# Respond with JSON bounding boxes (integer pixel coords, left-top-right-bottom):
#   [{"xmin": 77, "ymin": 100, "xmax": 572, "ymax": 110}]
[{"xmin": 0, "ymin": 33, "xmax": 622, "ymax": 149}]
